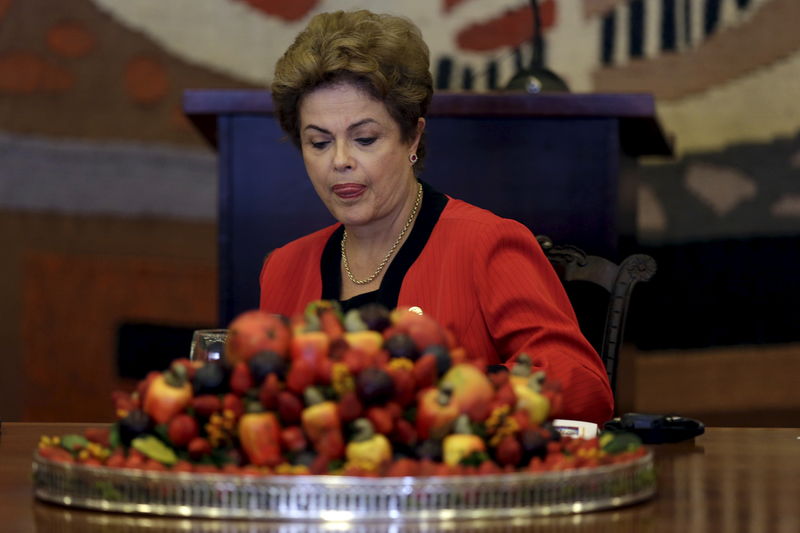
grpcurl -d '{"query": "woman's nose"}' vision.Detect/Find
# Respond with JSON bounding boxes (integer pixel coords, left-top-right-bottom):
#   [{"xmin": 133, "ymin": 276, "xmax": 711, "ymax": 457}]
[{"xmin": 333, "ymin": 142, "xmax": 353, "ymax": 172}]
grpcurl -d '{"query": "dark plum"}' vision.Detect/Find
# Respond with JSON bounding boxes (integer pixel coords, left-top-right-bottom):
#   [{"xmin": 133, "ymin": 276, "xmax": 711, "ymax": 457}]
[
  {"xmin": 358, "ymin": 303, "xmax": 391, "ymax": 332},
  {"xmin": 519, "ymin": 427, "xmax": 549, "ymax": 462},
  {"xmin": 117, "ymin": 410, "xmax": 153, "ymax": 446},
  {"xmin": 385, "ymin": 333, "xmax": 419, "ymax": 360},
  {"xmin": 415, "ymin": 439, "xmax": 443, "ymax": 461},
  {"xmin": 421, "ymin": 344, "xmax": 451, "ymax": 376},
  {"xmin": 355, "ymin": 368, "xmax": 395, "ymax": 406},
  {"xmin": 192, "ymin": 362, "xmax": 229, "ymax": 395},
  {"xmin": 248, "ymin": 350, "xmax": 287, "ymax": 384}
]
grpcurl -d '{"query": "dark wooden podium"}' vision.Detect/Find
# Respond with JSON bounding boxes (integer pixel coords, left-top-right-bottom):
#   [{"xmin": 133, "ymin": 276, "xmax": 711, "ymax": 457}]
[{"xmin": 184, "ymin": 90, "xmax": 671, "ymax": 325}]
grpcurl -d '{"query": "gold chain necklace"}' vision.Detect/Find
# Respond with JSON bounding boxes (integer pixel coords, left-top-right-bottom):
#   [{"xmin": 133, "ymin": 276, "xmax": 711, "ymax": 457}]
[{"xmin": 341, "ymin": 182, "xmax": 423, "ymax": 286}]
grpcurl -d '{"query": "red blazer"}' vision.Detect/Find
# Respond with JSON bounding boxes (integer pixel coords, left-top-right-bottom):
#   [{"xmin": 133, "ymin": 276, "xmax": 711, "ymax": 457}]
[{"xmin": 260, "ymin": 198, "xmax": 614, "ymax": 424}]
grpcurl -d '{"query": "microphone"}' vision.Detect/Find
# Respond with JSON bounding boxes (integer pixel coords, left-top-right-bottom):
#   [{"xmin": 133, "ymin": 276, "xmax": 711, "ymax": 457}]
[{"xmin": 504, "ymin": 0, "xmax": 569, "ymax": 93}]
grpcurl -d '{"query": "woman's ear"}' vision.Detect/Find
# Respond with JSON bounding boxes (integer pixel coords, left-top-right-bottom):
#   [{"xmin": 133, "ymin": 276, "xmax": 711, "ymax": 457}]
[{"xmin": 411, "ymin": 117, "xmax": 426, "ymax": 151}]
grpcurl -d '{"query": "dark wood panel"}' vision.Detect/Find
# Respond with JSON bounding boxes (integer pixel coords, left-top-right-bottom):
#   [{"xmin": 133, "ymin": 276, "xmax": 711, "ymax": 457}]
[
  {"xmin": 184, "ymin": 90, "xmax": 673, "ymax": 156},
  {"xmin": 184, "ymin": 90, "xmax": 671, "ymax": 324}
]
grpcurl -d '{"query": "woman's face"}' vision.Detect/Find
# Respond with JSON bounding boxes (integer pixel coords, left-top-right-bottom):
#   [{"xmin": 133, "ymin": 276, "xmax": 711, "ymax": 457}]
[{"xmin": 298, "ymin": 82, "xmax": 422, "ymax": 229}]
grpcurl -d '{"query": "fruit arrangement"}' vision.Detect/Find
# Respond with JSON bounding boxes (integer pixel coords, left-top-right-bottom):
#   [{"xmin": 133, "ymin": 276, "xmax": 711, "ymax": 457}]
[{"xmin": 37, "ymin": 301, "xmax": 645, "ymax": 477}]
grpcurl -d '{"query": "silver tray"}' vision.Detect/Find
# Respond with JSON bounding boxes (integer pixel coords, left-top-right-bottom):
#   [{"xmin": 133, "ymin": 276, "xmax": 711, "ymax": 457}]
[{"xmin": 32, "ymin": 451, "xmax": 655, "ymax": 522}]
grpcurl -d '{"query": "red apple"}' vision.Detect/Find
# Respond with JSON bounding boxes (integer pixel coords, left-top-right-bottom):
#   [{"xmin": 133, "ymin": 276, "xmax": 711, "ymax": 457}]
[
  {"xmin": 390, "ymin": 310, "xmax": 447, "ymax": 352},
  {"xmin": 227, "ymin": 310, "xmax": 291, "ymax": 364}
]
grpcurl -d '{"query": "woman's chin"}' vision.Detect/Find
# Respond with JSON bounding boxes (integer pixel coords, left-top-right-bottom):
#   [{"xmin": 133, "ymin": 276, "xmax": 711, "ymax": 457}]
[{"xmin": 337, "ymin": 215, "xmax": 372, "ymax": 228}]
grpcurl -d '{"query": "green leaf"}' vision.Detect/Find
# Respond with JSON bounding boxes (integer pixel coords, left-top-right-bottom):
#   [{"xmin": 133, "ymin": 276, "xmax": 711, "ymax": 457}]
[
  {"xmin": 60, "ymin": 434, "xmax": 89, "ymax": 453},
  {"xmin": 459, "ymin": 451, "xmax": 489, "ymax": 467},
  {"xmin": 109, "ymin": 423, "xmax": 121, "ymax": 450},
  {"xmin": 132, "ymin": 435, "xmax": 178, "ymax": 465}
]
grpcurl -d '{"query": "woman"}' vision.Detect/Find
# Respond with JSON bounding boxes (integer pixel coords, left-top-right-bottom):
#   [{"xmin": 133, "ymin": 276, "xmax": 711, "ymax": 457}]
[{"xmin": 260, "ymin": 10, "xmax": 613, "ymax": 424}]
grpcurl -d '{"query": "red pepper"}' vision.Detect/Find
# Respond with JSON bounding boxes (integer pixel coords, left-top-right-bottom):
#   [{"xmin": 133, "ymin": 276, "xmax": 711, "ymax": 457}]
[
  {"xmin": 301, "ymin": 396, "xmax": 344, "ymax": 459},
  {"xmin": 238, "ymin": 411, "xmax": 282, "ymax": 467},
  {"xmin": 143, "ymin": 363, "xmax": 192, "ymax": 424}
]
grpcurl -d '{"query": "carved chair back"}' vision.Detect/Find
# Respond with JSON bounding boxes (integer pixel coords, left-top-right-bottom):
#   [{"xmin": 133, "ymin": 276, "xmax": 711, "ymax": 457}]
[{"xmin": 537, "ymin": 235, "xmax": 657, "ymax": 400}]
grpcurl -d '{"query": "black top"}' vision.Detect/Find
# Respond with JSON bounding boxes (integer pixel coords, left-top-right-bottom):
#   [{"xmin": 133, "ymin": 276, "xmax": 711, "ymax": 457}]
[{"xmin": 320, "ymin": 181, "xmax": 449, "ymax": 312}]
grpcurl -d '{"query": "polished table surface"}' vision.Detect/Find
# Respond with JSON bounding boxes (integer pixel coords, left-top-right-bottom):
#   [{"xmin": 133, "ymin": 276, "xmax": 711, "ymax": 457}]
[{"xmin": 2, "ymin": 423, "xmax": 799, "ymax": 532}]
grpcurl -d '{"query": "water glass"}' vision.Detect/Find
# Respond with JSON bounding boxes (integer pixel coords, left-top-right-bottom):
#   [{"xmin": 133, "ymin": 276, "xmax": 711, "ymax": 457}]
[{"xmin": 189, "ymin": 329, "xmax": 229, "ymax": 363}]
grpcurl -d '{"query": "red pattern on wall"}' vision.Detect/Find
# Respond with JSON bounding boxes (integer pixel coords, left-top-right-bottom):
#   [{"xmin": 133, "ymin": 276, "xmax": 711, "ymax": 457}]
[
  {"xmin": 47, "ymin": 20, "xmax": 96, "ymax": 58},
  {"xmin": 0, "ymin": 51, "xmax": 73, "ymax": 93},
  {"xmin": 456, "ymin": 0, "xmax": 556, "ymax": 52},
  {"xmin": 124, "ymin": 55, "xmax": 169, "ymax": 105},
  {"xmin": 233, "ymin": 0, "xmax": 319, "ymax": 22}
]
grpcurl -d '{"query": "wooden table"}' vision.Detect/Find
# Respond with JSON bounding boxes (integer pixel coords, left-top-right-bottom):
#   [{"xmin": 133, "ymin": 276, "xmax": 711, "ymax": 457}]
[{"xmin": 2, "ymin": 423, "xmax": 799, "ymax": 532}]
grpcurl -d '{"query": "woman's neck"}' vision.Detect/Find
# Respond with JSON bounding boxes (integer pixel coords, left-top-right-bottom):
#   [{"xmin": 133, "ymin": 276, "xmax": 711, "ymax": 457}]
[
  {"xmin": 340, "ymin": 179, "xmax": 421, "ymax": 295},
  {"xmin": 344, "ymin": 179, "xmax": 420, "ymax": 258}
]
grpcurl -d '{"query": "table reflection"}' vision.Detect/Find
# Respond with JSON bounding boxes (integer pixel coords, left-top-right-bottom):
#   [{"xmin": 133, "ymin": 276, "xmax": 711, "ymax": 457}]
[
  {"xmin": 654, "ymin": 430, "xmax": 800, "ymax": 533},
  {"xmin": 34, "ymin": 500, "xmax": 658, "ymax": 533}
]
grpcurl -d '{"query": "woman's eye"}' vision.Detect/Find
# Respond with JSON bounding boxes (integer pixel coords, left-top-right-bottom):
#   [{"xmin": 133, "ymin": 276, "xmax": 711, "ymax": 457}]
[
  {"xmin": 310, "ymin": 140, "xmax": 330, "ymax": 150},
  {"xmin": 356, "ymin": 137, "xmax": 376, "ymax": 146}
]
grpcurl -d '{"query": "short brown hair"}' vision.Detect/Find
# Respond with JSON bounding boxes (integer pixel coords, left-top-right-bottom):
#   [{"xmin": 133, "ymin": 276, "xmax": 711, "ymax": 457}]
[{"xmin": 271, "ymin": 10, "xmax": 433, "ymax": 171}]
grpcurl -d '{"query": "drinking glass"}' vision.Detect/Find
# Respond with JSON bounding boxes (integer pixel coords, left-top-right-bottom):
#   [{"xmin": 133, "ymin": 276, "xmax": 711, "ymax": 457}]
[{"xmin": 189, "ymin": 329, "xmax": 229, "ymax": 363}]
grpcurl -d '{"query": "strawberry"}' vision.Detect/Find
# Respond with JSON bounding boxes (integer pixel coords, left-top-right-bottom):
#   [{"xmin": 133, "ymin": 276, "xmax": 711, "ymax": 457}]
[
  {"xmin": 280, "ymin": 426, "xmax": 307, "ymax": 453},
  {"xmin": 366, "ymin": 406, "xmax": 394, "ymax": 436},
  {"xmin": 391, "ymin": 418, "xmax": 418, "ymax": 448},
  {"xmin": 258, "ymin": 373, "xmax": 281, "ymax": 410},
  {"xmin": 286, "ymin": 357, "xmax": 316, "ymax": 394},
  {"xmin": 310, "ymin": 453, "xmax": 333, "ymax": 475},
  {"xmin": 230, "ymin": 361, "xmax": 254, "ymax": 396},
  {"xmin": 386, "ymin": 457, "xmax": 418, "ymax": 477},
  {"xmin": 167, "ymin": 413, "xmax": 199, "ymax": 448},
  {"xmin": 222, "ymin": 393, "xmax": 244, "ymax": 420},
  {"xmin": 191, "ymin": 394, "xmax": 221, "ymax": 417},
  {"xmin": 491, "ymin": 382, "xmax": 517, "ymax": 411},
  {"xmin": 314, "ymin": 356, "xmax": 334, "ymax": 386},
  {"xmin": 387, "ymin": 367, "xmax": 416, "ymax": 407},
  {"xmin": 141, "ymin": 458, "xmax": 167, "ymax": 471},
  {"xmin": 111, "ymin": 390, "xmax": 138, "ymax": 419},
  {"xmin": 277, "ymin": 391, "xmax": 304, "ymax": 425},
  {"xmin": 80, "ymin": 457, "xmax": 103, "ymax": 467},
  {"xmin": 495, "ymin": 435, "xmax": 523, "ymax": 467},
  {"xmin": 105, "ymin": 450, "xmax": 125, "ymax": 468},
  {"xmin": 318, "ymin": 307, "xmax": 345, "ymax": 340},
  {"xmin": 385, "ymin": 402, "xmax": 403, "ymax": 421},
  {"xmin": 83, "ymin": 427, "xmax": 110, "ymax": 447},
  {"xmin": 337, "ymin": 390, "xmax": 363, "ymax": 423},
  {"xmin": 342, "ymin": 348, "xmax": 368, "ymax": 374},
  {"xmin": 221, "ymin": 464, "xmax": 241, "ymax": 475},
  {"xmin": 316, "ymin": 431, "xmax": 345, "ymax": 459},
  {"xmin": 477, "ymin": 459, "xmax": 503, "ymax": 475},
  {"xmin": 412, "ymin": 354, "xmax": 438, "ymax": 391},
  {"xmin": 39, "ymin": 446, "xmax": 74, "ymax": 463},
  {"xmin": 124, "ymin": 449, "xmax": 147, "ymax": 469},
  {"xmin": 171, "ymin": 460, "xmax": 194, "ymax": 472},
  {"xmin": 187, "ymin": 437, "xmax": 212, "ymax": 461}
]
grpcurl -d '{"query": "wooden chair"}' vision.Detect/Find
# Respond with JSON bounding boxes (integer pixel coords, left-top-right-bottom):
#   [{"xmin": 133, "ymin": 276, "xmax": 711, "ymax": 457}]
[{"xmin": 537, "ymin": 235, "xmax": 657, "ymax": 400}]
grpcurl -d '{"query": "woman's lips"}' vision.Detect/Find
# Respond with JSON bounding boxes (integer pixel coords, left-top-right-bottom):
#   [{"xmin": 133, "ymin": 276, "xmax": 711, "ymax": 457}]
[{"xmin": 332, "ymin": 183, "xmax": 366, "ymax": 199}]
